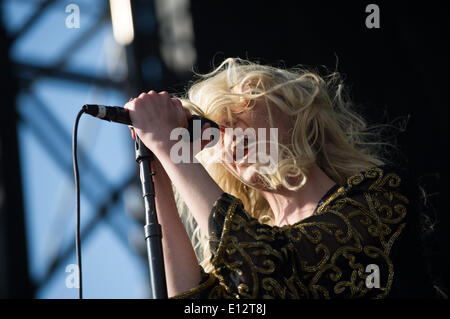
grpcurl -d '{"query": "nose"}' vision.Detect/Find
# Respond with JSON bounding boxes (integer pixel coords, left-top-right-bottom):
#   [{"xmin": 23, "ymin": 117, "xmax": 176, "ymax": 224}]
[
  {"xmin": 220, "ymin": 127, "xmax": 253, "ymax": 164},
  {"xmin": 218, "ymin": 127, "xmax": 234, "ymax": 163}
]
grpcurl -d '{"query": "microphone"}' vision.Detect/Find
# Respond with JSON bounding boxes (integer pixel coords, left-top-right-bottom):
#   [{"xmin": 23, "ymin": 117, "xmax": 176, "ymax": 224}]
[
  {"xmin": 83, "ymin": 104, "xmax": 133, "ymax": 125},
  {"xmin": 82, "ymin": 104, "xmax": 219, "ymax": 143}
]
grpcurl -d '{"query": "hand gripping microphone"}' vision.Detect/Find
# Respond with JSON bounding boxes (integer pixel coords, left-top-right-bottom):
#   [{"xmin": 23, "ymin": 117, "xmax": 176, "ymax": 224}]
[{"xmin": 82, "ymin": 104, "xmax": 219, "ymax": 143}]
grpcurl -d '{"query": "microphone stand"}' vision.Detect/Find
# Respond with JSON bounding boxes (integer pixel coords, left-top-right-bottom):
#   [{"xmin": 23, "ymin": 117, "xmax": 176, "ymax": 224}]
[
  {"xmin": 134, "ymin": 136, "xmax": 167, "ymax": 299},
  {"xmin": 81, "ymin": 103, "xmax": 219, "ymax": 298}
]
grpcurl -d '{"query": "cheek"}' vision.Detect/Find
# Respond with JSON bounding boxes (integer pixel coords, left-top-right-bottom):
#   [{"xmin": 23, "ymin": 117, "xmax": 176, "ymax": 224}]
[
  {"xmin": 216, "ymin": 133, "xmax": 234, "ymax": 165},
  {"xmin": 256, "ymin": 117, "xmax": 292, "ymax": 146}
]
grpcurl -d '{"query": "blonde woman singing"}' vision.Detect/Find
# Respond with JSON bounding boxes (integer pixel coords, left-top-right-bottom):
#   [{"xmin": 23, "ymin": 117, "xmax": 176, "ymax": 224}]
[{"xmin": 125, "ymin": 58, "xmax": 434, "ymax": 299}]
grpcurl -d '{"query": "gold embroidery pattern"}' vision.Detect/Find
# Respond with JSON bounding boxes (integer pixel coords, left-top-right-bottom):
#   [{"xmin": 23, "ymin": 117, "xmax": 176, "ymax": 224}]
[{"xmin": 175, "ymin": 166, "xmax": 407, "ymax": 299}]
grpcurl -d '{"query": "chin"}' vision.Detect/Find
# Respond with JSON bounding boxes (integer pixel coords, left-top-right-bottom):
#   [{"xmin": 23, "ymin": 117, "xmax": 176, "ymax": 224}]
[{"xmin": 236, "ymin": 164, "xmax": 267, "ymax": 190}]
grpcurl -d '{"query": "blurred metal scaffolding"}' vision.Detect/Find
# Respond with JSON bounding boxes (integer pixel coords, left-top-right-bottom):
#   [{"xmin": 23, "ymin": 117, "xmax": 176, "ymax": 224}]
[
  {"xmin": 0, "ymin": 6, "xmax": 32, "ymax": 298},
  {"xmin": 0, "ymin": 0, "xmax": 194, "ymax": 298}
]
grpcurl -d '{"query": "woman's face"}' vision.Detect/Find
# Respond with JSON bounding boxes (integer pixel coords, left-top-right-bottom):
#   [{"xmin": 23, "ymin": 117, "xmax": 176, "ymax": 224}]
[{"xmin": 216, "ymin": 87, "xmax": 294, "ymax": 188}]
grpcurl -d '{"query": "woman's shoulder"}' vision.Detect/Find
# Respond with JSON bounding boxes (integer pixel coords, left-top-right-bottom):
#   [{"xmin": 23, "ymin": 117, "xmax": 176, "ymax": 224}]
[
  {"xmin": 312, "ymin": 164, "xmax": 411, "ymax": 217},
  {"xmin": 208, "ymin": 164, "xmax": 412, "ymax": 231},
  {"xmin": 203, "ymin": 164, "xmax": 423, "ymax": 298},
  {"xmin": 344, "ymin": 164, "xmax": 411, "ymax": 193}
]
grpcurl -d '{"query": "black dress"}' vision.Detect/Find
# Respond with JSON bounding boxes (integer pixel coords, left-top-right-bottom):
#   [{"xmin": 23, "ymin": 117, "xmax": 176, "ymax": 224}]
[{"xmin": 173, "ymin": 165, "xmax": 435, "ymax": 298}]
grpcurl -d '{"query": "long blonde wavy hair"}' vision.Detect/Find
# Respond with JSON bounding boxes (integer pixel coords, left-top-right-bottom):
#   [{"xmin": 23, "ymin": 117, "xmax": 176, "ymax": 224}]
[{"xmin": 173, "ymin": 57, "xmax": 391, "ymax": 269}]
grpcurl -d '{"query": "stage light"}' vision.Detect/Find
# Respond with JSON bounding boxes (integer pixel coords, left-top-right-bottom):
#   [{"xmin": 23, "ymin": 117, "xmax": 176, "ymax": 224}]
[
  {"xmin": 109, "ymin": 0, "xmax": 135, "ymax": 46},
  {"xmin": 154, "ymin": 0, "xmax": 196, "ymax": 73}
]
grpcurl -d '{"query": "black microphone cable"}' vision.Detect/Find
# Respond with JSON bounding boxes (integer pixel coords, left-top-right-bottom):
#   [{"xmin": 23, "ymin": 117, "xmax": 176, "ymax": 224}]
[
  {"xmin": 72, "ymin": 104, "xmax": 218, "ymax": 300},
  {"xmin": 72, "ymin": 109, "xmax": 84, "ymax": 299}
]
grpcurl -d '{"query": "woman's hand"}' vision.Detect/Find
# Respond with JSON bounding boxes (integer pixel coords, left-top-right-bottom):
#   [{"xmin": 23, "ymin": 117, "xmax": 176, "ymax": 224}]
[{"xmin": 124, "ymin": 90, "xmax": 192, "ymax": 152}]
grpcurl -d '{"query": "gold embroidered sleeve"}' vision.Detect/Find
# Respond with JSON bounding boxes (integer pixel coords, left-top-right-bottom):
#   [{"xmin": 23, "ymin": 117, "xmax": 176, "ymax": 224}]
[{"xmin": 170, "ymin": 193, "xmax": 245, "ymax": 299}]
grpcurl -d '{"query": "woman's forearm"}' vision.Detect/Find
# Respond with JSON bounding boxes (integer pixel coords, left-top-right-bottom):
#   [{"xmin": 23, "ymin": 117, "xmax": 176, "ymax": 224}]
[
  {"xmin": 151, "ymin": 157, "xmax": 201, "ymax": 297},
  {"xmin": 152, "ymin": 139, "xmax": 223, "ymax": 235}
]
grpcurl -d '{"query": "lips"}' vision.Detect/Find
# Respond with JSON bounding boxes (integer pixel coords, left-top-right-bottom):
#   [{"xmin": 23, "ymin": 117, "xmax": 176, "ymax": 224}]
[
  {"xmin": 236, "ymin": 148, "xmax": 252, "ymax": 167},
  {"xmin": 233, "ymin": 146, "xmax": 248, "ymax": 162}
]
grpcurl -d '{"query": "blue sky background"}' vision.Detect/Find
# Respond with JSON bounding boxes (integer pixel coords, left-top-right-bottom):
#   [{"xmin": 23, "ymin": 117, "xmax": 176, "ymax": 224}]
[{"xmin": 2, "ymin": 0, "xmax": 151, "ymax": 298}]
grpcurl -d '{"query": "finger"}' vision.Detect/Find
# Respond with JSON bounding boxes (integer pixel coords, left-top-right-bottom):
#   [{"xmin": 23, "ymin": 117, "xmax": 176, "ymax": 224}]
[
  {"xmin": 202, "ymin": 122, "xmax": 211, "ymax": 132},
  {"xmin": 125, "ymin": 97, "xmax": 134, "ymax": 108},
  {"xmin": 171, "ymin": 97, "xmax": 184, "ymax": 111},
  {"xmin": 124, "ymin": 99, "xmax": 133, "ymax": 110},
  {"xmin": 169, "ymin": 97, "xmax": 191, "ymax": 121},
  {"xmin": 170, "ymin": 97, "xmax": 182, "ymax": 107},
  {"xmin": 171, "ymin": 98, "xmax": 192, "ymax": 119}
]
